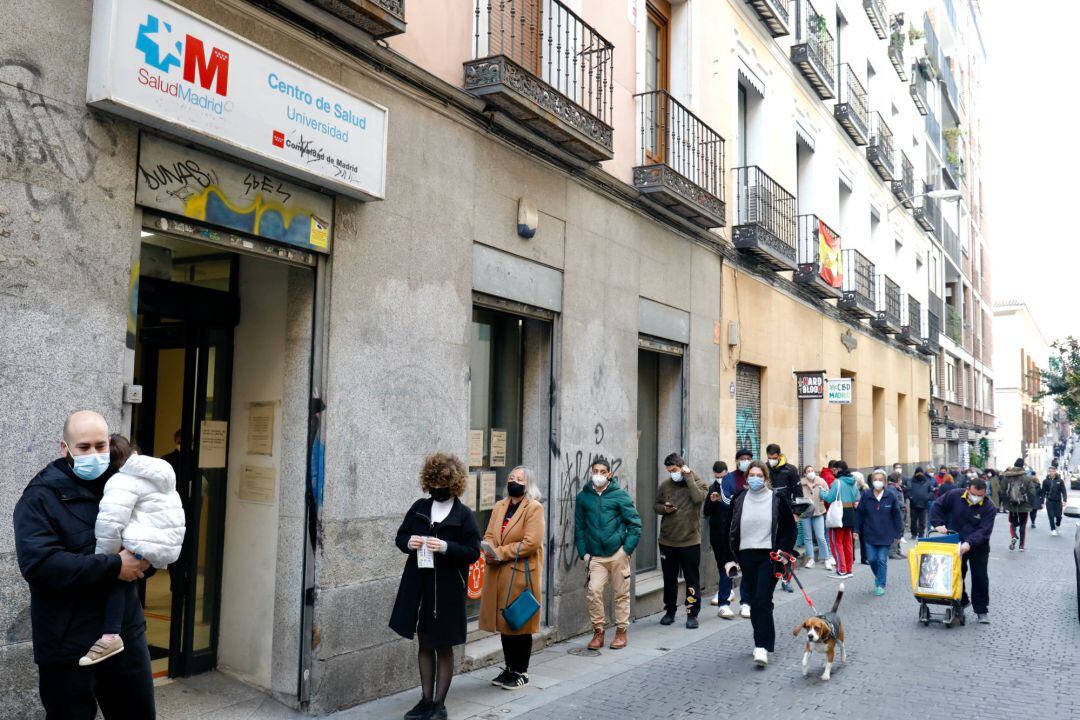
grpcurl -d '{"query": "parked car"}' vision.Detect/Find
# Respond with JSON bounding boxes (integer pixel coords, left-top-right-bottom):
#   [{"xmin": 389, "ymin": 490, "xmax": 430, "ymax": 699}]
[
  {"xmin": 1071, "ymin": 473, "xmax": 1080, "ymax": 491},
  {"xmin": 1066, "ymin": 504, "xmax": 1080, "ymax": 623}
]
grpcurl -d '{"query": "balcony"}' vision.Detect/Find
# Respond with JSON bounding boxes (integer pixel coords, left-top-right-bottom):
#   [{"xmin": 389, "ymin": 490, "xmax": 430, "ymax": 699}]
[
  {"xmin": 926, "ymin": 109, "xmax": 943, "ymax": 158},
  {"xmin": 943, "ymin": 134, "xmax": 964, "ymax": 186},
  {"xmin": 925, "ymin": 191, "xmax": 943, "ymax": 240},
  {"xmin": 871, "ymin": 273, "xmax": 902, "ymax": 334},
  {"xmin": 838, "ymin": 248, "xmax": 876, "ymax": 319},
  {"xmin": 941, "ymin": 57, "xmax": 962, "ymax": 114},
  {"xmin": 634, "ymin": 91, "xmax": 726, "ymax": 229},
  {"xmin": 834, "ymin": 64, "xmax": 869, "ymax": 146},
  {"xmin": 745, "ymin": 0, "xmax": 791, "ymax": 37},
  {"xmin": 464, "ymin": 0, "xmax": 614, "ymax": 162},
  {"xmin": 791, "ymin": 0, "xmax": 836, "ymax": 100},
  {"xmin": 732, "ymin": 166, "xmax": 797, "ymax": 271},
  {"xmin": 891, "ymin": 151, "xmax": 914, "ymax": 207},
  {"xmin": 942, "ymin": 222, "xmax": 960, "ymax": 266},
  {"xmin": 794, "ymin": 214, "xmax": 843, "ymax": 299},
  {"xmin": 913, "ymin": 182, "xmax": 935, "ymax": 232},
  {"xmin": 888, "ymin": 15, "xmax": 907, "ymax": 81},
  {"xmin": 920, "ymin": 309, "xmax": 941, "ymax": 355},
  {"xmin": 310, "ymin": 0, "xmax": 406, "ymax": 38},
  {"xmin": 900, "ymin": 296, "xmax": 921, "ymax": 346},
  {"xmin": 866, "ymin": 112, "xmax": 895, "ymax": 181},
  {"xmin": 863, "ymin": 0, "xmax": 888, "ymax": 39},
  {"xmin": 910, "ymin": 61, "xmax": 930, "ymax": 116},
  {"xmin": 946, "ymin": 305, "xmax": 962, "ymax": 344}
]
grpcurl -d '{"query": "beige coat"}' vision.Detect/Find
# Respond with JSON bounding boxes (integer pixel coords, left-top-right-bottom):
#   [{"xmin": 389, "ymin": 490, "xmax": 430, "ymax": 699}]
[{"xmin": 478, "ymin": 497, "xmax": 544, "ymax": 635}]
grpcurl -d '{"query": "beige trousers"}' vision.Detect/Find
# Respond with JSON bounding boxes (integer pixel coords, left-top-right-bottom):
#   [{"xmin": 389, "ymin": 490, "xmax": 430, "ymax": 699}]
[{"xmin": 586, "ymin": 548, "xmax": 631, "ymax": 630}]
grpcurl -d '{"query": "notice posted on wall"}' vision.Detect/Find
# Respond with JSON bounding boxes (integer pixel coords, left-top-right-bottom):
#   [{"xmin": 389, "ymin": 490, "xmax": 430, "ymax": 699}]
[
  {"xmin": 239, "ymin": 465, "xmax": 277, "ymax": 504},
  {"xmin": 490, "ymin": 429, "xmax": 507, "ymax": 468},
  {"xmin": 462, "ymin": 472, "xmax": 479, "ymax": 511},
  {"xmin": 468, "ymin": 430, "xmax": 485, "ymax": 468},
  {"xmin": 198, "ymin": 420, "xmax": 228, "ymax": 468},
  {"xmin": 479, "ymin": 471, "xmax": 497, "ymax": 511},
  {"xmin": 247, "ymin": 401, "xmax": 276, "ymax": 456}
]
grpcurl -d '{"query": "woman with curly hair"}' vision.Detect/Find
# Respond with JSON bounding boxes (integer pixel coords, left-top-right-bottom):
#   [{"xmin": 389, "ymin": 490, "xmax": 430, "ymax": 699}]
[{"xmin": 390, "ymin": 453, "xmax": 481, "ymax": 720}]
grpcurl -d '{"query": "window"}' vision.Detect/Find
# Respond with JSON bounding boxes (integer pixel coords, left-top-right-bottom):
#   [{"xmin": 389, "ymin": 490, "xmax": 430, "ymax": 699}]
[
  {"xmin": 738, "ymin": 84, "xmax": 748, "ymax": 167},
  {"xmin": 644, "ymin": 1, "xmax": 670, "ymax": 163}
]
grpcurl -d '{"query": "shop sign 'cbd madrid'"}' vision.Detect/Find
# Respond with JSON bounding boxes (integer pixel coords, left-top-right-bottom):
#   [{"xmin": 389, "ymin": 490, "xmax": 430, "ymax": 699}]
[{"xmin": 87, "ymin": 0, "xmax": 388, "ymax": 201}]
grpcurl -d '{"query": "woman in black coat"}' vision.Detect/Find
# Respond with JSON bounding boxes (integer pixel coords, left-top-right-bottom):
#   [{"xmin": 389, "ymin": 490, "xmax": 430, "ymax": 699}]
[{"xmin": 390, "ymin": 453, "xmax": 481, "ymax": 720}]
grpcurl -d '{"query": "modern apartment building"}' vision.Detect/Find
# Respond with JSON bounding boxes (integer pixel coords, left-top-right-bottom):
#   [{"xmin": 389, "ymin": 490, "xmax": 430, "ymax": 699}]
[{"xmin": 0, "ymin": 0, "xmax": 991, "ymax": 714}]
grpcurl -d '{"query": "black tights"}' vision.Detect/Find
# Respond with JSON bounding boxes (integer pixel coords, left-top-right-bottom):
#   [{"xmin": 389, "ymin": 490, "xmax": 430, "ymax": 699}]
[{"xmin": 418, "ymin": 634, "xmax": 454, "ymax": 705}]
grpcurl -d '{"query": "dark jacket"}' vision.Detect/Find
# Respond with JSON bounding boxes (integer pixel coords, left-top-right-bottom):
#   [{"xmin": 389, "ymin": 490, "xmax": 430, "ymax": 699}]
[
  {"xmin": 389, "ymin": 497, "xmax": 481, "ymax": 648},
  {"xmin": 574, "ymin": 479, "xmax": 642, "ymax": 558},
  {"xmin": 654, "ymin": 470, "xmax": 707, "ymax": 547},
  {"xmin": 1043, "ymin": 475, "xmax": 1068, "ymax": 504},
  {"xmin": 703, "ymin": 478, "xmax": 744, "ymax": 558},
  {"xmin": 935, "ymin": 479, "xmax": 957, "ymax": 499},
  {"xmin": 1001, "ymin": 468, "xmax": 1038, "ymax": 512},
  {"xmin": 906, "ymin": 474, "xmax": 935, "ymax": 508},
  {"xmin": 768, "ymin": 457, "xmax": 801, "ymax": 505},
  {"xmin": 727, "ymin": 490, "xmax": 797, "ymax": 564},
  {"xmin": 14, "ymin": 459, "xmax": 147, "ymax": 665},
  {"xmin": 855, "ymin": 488, "xmax": 904, "ymax": 546},
  {"xmin": 929, "ymin": 488, "xmax": 997, "ymax": 549}
]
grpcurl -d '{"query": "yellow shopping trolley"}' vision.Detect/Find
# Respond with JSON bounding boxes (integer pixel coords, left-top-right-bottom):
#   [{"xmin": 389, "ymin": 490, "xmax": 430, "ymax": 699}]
[{"xmin": 908, "ymin": 531, "xmax": 965, "ymax": 628}]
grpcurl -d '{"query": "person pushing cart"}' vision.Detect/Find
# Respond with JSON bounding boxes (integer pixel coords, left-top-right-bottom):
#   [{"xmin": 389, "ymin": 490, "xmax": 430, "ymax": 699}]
[{"xmin": 928, "ymin": 478, "xmax": 996, "ymax": 624}]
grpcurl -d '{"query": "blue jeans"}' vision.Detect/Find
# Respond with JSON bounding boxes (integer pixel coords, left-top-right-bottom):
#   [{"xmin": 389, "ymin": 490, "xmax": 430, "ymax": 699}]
[
  {"xmin": 865, "ymin": 543, "xmax": 891, "ymax": 588},
  {"xmin": 799, "ymin": 515, "xmax": 832, "ymax": 562},
  {"xmin": 717, "ymin": 563, "xmax": 751, "ymax": 606}
]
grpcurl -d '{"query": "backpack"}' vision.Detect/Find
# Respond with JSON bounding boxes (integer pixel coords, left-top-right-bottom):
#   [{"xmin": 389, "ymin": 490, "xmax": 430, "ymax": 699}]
[{"xmin": 1007, "ymin": 476, "xmax": 1026, "ymax": 505}]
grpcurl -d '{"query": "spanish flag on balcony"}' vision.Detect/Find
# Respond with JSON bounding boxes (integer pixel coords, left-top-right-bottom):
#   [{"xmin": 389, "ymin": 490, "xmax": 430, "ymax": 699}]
[{"xmin": 818, "ymin": 219, "xmax": 842, "ymax": 288}]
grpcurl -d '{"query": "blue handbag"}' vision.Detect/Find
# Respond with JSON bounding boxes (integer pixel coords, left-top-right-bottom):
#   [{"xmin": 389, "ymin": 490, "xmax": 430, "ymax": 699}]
[{"xmin": 500, "ymin": 542, "xmax": 540, "ymax": 631}]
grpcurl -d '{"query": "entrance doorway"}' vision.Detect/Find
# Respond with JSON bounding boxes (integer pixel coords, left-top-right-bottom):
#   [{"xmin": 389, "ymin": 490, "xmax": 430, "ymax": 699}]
[{"xmin": 131, "ymin": 228, "xmax": 314, "ymax": 682}]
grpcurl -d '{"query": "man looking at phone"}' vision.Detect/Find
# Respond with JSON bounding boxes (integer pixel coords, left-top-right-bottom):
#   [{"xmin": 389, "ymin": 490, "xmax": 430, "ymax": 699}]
[{"xmin": 654, "ymin": 453, "xmax": 708, "ymax": 629}]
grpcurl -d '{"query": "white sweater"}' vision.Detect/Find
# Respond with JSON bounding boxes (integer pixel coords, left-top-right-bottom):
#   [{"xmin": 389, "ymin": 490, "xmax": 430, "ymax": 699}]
[{"xmin": 95, "ymin": 454, "xmax": 187, "ymax": 569}]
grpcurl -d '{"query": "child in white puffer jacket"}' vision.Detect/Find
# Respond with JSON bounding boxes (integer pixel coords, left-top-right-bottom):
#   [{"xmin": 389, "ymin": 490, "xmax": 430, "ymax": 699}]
[{"xmin": 79, "ymin": 435, "xmax": 186, "ymax": 666}]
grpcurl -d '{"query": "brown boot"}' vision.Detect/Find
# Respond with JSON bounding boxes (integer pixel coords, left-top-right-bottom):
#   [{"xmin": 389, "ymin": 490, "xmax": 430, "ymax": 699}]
[
  {"xmin": 609, "ymin": 627, "xmax": 628, "ymax": 650},
  {"xmin": 587, "ymin": 628, "xmax": 605, "ymax": 650}
]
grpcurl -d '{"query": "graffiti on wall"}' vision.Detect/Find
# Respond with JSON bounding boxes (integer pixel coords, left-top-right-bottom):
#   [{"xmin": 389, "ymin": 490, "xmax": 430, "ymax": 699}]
[
  {"xmin": 551, "ymin": 422, "xmax": 624, "ymax": 572},
  {"xmin": 735, "ymin": 408, "xmax": 760, "ymax": 459}
]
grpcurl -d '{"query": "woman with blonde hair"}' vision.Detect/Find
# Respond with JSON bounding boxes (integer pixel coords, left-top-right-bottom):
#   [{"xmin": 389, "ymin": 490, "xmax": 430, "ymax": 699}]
[
  {"xmin": 478, "ymin": 466, "xmax": 545, "ymax": 689},
  {"xmin": 390, "ymin": 453, "xmax": 481, "ymax": 720}
]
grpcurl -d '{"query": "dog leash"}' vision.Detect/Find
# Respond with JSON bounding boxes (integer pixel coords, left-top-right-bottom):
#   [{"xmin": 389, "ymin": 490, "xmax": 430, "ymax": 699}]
[{"xmin": 770, "ymin": 550, "xmax": 818, "ymax": 615}]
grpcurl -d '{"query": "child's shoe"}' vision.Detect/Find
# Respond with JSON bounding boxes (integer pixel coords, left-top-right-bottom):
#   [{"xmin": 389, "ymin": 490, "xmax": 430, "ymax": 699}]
[{"xmin": 79, "ymin": 635, "xmax": 125, "ymax": 666}]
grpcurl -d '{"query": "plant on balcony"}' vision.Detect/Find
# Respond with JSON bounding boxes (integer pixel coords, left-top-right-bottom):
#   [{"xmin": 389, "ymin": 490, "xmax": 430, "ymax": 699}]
[
  {"xmin": 943, "ymin": 127, "xmax": 963, "ymax": 148},
  {"xmin": 815, "ymin": 15, "xmax": 829, "ymax": 43},
  {"xmin": 890, "ymin": 31, "xmax": 905, "ymax": 51},
  {"xmin": 908, "ymin": 27, "xmax": 924, "ymax": 44}
]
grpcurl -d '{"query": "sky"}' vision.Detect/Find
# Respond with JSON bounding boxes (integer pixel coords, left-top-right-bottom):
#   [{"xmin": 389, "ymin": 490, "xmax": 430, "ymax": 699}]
[{"xmin": 982, "ymin": 3, "xmax": 1078, "ymax": 345}]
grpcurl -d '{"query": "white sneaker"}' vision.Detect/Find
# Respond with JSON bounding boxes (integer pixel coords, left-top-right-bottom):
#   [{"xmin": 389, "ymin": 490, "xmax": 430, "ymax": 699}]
[
  {"xmin": 728, "ymin": 589, "xmax": 737, "ymax": 603},
  {"xmin": 1052, "ymin": 529, "xmax": 1059, "ymax": 536},
  {"xmin": 825, "ymin": 558, "xmax": 836, "ymax": 571},
  {"xmin": 740, "ymin": 605, "xmax": 751, "ymax": 619},
  {"xmin": 753, "ymin": 647, "xmax": 768, "ymax": 667},
  {"xmin": 718, "ymin": 605, "xmax": 735, "ymax": 619},
  {"xmin": 805, "ymin": 558, "xmax": 815, "ymax": 569},
  {"xmin": 711, "ymin": 592, "xmax": 719, "ymax": 606}
]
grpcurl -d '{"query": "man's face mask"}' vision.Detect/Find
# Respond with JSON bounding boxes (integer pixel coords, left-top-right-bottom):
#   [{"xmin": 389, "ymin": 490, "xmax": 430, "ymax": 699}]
[
  {"xmin": 738, "ymin": 460, "xmax": 751, "ymax": 473},
  {"xmin": 70, "ymin": 451, "xmax": 110, "ymax": 481}
]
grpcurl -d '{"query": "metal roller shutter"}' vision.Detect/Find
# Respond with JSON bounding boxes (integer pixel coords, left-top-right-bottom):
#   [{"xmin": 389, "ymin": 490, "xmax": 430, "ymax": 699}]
[{"xmin": 736, "ymin": 363, "xmax": 762, "ymax": 459}]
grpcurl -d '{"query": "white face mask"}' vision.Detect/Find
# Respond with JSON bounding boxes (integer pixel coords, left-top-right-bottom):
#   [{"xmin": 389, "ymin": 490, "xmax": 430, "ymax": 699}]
[
  {"xmin": 806, "ymin": 471, "xmax": 817, "ymax": 480},
  {"xmin": 968, "ymin": 494, "xmax": 984, "ymax": 505},
  {"xmin": 872, "ymin": 480, "xmax": 885, "ymax": 491},
  {"xmin": 767, "ymin": 458, "xmax": 778, "ymax": 467},
  {"xmin": 738, "ymin": 460, "xmax": 751, "ymax": 473},
  {"xmin": 591, "ymin": 474, "xmax": 608, "ymax": 488},
  {"xmin": 670, "ymin": 471, "xmax": 684, "ymax": 482}
]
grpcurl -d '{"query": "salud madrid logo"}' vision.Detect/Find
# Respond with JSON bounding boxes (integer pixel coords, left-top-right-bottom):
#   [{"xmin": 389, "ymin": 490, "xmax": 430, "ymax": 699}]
[{"xmin": 135, "ymin": 13, "xmax": 233, "ymax": 115}]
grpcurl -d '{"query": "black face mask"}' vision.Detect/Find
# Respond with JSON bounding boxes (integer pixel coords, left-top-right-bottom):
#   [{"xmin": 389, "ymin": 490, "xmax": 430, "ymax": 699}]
[
  {"xmin": 430, "ymin": 487, "xmax": 452, "ymax": 502},
  {"xmin": 507, "ymin": 482, "xmax": 526, "ymax": 498}
]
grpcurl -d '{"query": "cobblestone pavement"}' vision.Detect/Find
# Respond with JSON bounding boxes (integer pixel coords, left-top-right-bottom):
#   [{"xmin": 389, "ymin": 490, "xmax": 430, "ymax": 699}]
[{"xmin": 515, "ymin": 516, "xmax": 1080, "ymax": 720}]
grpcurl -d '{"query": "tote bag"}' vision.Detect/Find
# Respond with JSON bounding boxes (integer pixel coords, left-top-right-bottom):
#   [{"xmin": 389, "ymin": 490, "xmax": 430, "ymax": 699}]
[{"xmin": 825, "ymin": 493, "xmax": 844, "ymax": 529}]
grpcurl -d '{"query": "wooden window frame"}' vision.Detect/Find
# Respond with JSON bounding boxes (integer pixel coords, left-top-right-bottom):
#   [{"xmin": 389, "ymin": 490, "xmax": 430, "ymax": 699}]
[{"xmin": 645, "ymin": 1, "xmax": 670, "ymax": 164}]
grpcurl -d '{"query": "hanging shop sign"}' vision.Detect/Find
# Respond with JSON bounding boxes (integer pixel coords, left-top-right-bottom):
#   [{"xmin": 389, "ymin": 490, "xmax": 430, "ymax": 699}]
[
  {"xmin": 137, "ymin": 134, "xmax": 333, "ymax": 253},
  {"xmin": 826, "ymin": 378, "xmax": 853, "ymax": 404},
  {"xmin": 88, "ymin": 0, "xmax": 387, "ymax": 201},
  {"xmin": 796, "ymin": 371, "xmax": 825, "ymax": 399}
]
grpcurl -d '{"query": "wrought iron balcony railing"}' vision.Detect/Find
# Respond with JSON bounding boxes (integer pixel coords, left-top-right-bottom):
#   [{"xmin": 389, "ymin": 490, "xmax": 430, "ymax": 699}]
[
  {"xmin": 901, "ymin": 295, "xmax": 922, "ymax": 345},
  {"xmin": 922, "ymin": 309, "xmax": 941, "ymax": 354},
  {"xmin": 732, "ymin": 166, "xmax": 797, "ymax": 271},
  {"xmin": 465, "ymin": 0, "xmax": 615, "ymax": 161},
  {"xmin": 634, "ymin": 90, "xmax": 726, "ymax": 229},
  {"xmin": 872, "ymin": 273, "xmax": 902, "ymax": 333},
  {"xmin": 310, "ymin": 0, "xmax": 406, "ymax": 38},
  {"xmin": 791, "ymin": 0, "xmax": 836, "ymax": 99},
  {"xmin": 888, "ymin": 15, "xmax": 907, "ymax": 80},
  {"xmin": 913, "ymin": 181, "xmax": 935, "ymax": 232},
  {"xmin": 839, "ymin": 248, "xmax": 876, "ymax": 319},
  {"xmin": 910, "ymin": 61, "xmax": 930, "ymax": 115},
  {"xmin": 924, "ymin": 190, "xmax": 943, "ymax": 240},
  {"xmin": 867, "ymin": 112, "xmax": 895, "ymax": 181},
  {"xmin": 863, "ymin": 0, "xmax": 887, "ymax": 39},
  {"xmin": 794, "ymin": 214, "xmax": 843, "ymax": 298},
  {"xmin": 746, "ymin": 0, "xmax": 791, "ymax": 37},
  {"xmin": 891, "ymin": 150, "xmax": 914, "ymax": 206},
  {"xmin": 835, "ymin": 64, "xmax": 869, "ymax": 145}
]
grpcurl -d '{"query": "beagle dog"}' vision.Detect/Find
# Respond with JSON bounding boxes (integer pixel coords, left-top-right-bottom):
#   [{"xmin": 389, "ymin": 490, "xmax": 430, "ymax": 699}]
[{"xmin": 792, "ymin": 584, "xmax": 846, "ymax": 681}]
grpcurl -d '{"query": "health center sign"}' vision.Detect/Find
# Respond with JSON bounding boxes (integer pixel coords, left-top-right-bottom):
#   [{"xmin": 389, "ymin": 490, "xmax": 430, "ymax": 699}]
[{"xmin": 87, "ymin": 0, "xmax": 387, "ymax": 201}]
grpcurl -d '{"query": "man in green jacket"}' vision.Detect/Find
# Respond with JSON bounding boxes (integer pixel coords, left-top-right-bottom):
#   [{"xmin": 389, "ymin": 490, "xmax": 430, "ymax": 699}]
[
  {"xmin": 575, "ymin": 457, "xmax": 642, "ymax": 651},
  {"xmin": 654, "ymin": 453, "xmax": 707, "ymax": 629}
]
